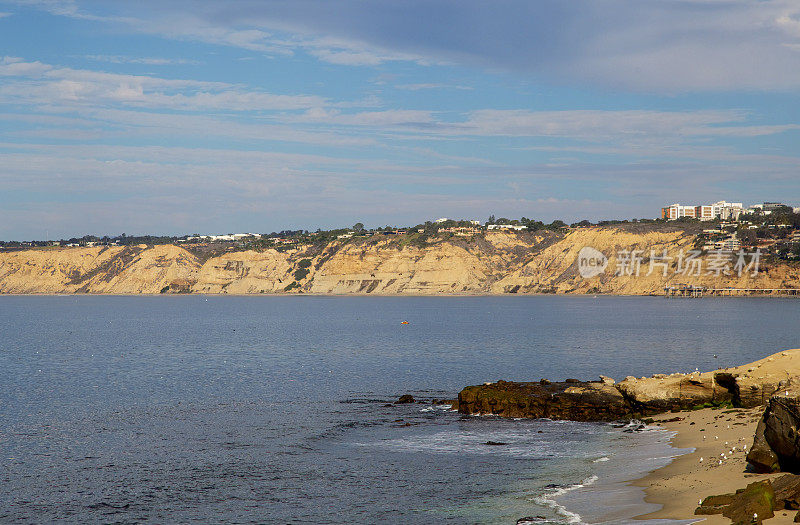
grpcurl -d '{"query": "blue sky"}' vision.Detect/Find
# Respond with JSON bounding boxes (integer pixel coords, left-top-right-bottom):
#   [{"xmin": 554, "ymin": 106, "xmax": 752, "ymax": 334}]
[{"xmin": 1, "ymin": 0, "xmax": 799, "ymax": 239}]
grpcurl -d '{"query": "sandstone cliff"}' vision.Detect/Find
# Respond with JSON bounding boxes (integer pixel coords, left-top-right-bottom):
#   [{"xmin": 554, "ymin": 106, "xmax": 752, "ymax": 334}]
[{"xmin": 1, "ymin": 227, "xmax": 798, "ymax": 295}]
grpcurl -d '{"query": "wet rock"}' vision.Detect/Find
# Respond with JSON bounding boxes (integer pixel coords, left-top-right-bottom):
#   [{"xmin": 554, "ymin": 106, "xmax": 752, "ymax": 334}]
[
  {"xmin": 457, "ymin": 380, "xmax": 633, "ymax": 422},
  {"xmin": 622, "ymin": 420, "xmax": 646, "ymax": 432},
  {"xmin": 395, "ymin": 394, "xmax": 415, "ymax": 404},
  {"xmin": 484, "ymin": 441, "xmax": 508, "ymax": 446}
]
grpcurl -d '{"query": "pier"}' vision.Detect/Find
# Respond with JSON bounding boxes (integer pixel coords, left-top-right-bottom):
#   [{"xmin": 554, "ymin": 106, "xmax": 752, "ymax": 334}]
[{"xmin": 664, "ymin": 285, "xmax": 800, "ymax": 297}]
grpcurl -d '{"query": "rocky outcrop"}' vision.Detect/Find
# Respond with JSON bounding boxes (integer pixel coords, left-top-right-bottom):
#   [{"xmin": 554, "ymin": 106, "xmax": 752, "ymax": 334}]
[
  {"xmin": 616, "ymin": 372, "xmax": 732, "ymax": 413},
  {"xmin": 457, "ymin": 380, "xmax": 633, "ymax": 421},
  {"xmin": 2, "ymin": 226, "xmax": 799, "ymax": 295},
  {"xmin": 696, "ymin": 475, "xmax": 800, "ymax": 523},
  {"xmin": 458, "ymin": 349, "xmax": 800, "ymax": 422},
  {"xmin": 695, "ymin": 480, "xmax": 776, "ymax": 524},
  {"xmin": 748, "ymin": 415, "xmax": 782, "ymax": 473},
  {"xmin": 457, "ymin": 374, "xmax": 728, "ymax": 422},
  {"xmin": 747, "ymin": 384, "xmax": 800, "ymax": 473}
]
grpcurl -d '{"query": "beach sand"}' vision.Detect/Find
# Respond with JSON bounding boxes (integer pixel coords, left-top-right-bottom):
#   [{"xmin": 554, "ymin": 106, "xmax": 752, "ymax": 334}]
[{"xmin": 635, "ymin": 407, "xmax": 796, "ymax": 524}]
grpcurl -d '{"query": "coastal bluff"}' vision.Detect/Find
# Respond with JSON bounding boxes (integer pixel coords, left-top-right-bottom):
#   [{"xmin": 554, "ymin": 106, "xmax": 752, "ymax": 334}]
[
  {"xmin": 2, "ymin": 226, "xmax": 799, "ymax": 295},
  {"xmin": 456, "ymin": 349, "xmax": 800, "ymax": 421}
]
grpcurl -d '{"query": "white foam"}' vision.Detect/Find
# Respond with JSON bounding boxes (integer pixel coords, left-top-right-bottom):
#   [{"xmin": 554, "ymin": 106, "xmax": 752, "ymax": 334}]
[
  {"xmin": 593, "ymin": 456, "xmax": 610, "ymax": 463},
  {"xmin": 532, "ymin": 475, "xmax": 598, "ymax": 524}
]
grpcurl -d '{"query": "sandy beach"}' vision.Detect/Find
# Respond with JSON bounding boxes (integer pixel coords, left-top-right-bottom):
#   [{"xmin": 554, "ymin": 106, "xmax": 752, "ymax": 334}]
[{"xmin": 636, "ymin": 407, "xmax": 796, "ymax": 524}]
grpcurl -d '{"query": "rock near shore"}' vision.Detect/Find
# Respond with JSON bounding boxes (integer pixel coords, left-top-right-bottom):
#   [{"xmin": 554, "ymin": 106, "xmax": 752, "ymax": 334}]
[{"xmin": 458, "ymin": 349, "xmax": 800, "ymax": 422}]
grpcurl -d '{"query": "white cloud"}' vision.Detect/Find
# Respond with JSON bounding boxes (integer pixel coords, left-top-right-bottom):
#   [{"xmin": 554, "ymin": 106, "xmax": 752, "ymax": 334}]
[
  {"xmin": 396, "ymin": 83, "xmax": 473, "ymax": 91},
  {"xmin": 84, "ymin": 54, "xmax": 201, "ymax": 65},
  {"xmin": 291, "ymin": 108, "xmax": 435, "ymax": 127},
  {"xmin": 0, "ymin": 56, "xmax": 326, "ymax": 111}
]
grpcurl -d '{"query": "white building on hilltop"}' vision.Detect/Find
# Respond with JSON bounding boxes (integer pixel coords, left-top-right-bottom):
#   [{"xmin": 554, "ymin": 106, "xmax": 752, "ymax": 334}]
[
  {"xmin": 487, "ymin": 224, "xmax": 526, "ymax": 231},
  {"xmin": 662, "ymin": 201, "xmax": 743, "ymax": 221}
]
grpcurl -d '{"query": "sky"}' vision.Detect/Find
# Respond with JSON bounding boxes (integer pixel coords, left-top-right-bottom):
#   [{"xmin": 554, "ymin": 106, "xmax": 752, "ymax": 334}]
[{"xmin": 1, "ymin": 0, "xmax": 800, "ymax": 239}]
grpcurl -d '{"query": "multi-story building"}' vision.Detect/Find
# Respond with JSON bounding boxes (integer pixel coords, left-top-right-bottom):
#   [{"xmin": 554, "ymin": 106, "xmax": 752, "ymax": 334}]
[
  {"xmin": 747, "ymin": 202, "xmax": 795, "ymax": 216},
  {"xmin": 711, "ymin": 201, "xmax": 744, "ymax": 221},
  {"xmin": 662, "ymin": 204, "xmax": 698, "ymax": 220},
  {"xmin": 697, "ymin": 205, "xmax": 715, "ymax": 220},
  {"xmin": 662, "ymin": 201, "xmax": 743, "ymax": 221}
]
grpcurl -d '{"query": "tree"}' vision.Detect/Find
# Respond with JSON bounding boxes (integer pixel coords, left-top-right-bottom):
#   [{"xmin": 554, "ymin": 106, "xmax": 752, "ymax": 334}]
[{"xmin": 353, "ymin": 222, "xmax": 364, "ymax": 232}]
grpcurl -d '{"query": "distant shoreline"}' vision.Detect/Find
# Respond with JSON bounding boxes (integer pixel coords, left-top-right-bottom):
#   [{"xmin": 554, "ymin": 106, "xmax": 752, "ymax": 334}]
[
  {"xmin": 2, "ymin": 230, "xmax": 798, "ymax": 295},
  {"xmin": 1, "ymin": 291, "xmax": 800, "ymax": 298}
]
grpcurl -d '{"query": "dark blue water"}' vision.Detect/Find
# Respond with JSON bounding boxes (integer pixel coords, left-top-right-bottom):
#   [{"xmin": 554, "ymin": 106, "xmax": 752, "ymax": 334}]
[{"xmin": 1, "ymin": 296, "xmax": 798, "ymax": 523}]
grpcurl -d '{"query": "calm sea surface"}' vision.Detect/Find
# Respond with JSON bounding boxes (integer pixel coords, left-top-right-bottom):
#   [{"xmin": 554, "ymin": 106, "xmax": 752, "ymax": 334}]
[{"xmin": 1, "ymin": 296, "xmax": 799, "ymax": 524}]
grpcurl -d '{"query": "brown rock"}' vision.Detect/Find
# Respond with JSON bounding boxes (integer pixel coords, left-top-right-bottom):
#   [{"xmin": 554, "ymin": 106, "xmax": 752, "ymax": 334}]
[
  {"xmin": 722, "ymin": 480, "xmax": 775, "ymax": 524},
  {"xmin": 772, "ymin": 474, "xmax": 800, "ymax": 510},
  {"xmin": 616, "ymin": 373, "xmax": 731, "ymax": 413},
  {"xmin": 747, "ymin": 415, "xmax": 782, "ymax": 473},
  {"xmin": 457, "ymin": 380, "xmax": 633, "ymax": 422},
  {"xmin": 696, "ymin": 481, "xmax": 776, "ymax": 523},
  {"xmin": 747, "ymin": 386, "xmax": 800, "ymax": 473}
]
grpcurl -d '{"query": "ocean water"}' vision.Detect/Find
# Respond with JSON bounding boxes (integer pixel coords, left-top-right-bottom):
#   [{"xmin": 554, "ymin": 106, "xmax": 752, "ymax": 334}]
[{"xmin": 1, "ymin": 295, "xmax": 799, "ymax": 524}]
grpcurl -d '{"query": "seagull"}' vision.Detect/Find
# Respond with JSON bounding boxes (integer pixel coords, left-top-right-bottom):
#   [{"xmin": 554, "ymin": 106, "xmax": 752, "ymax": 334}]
[{"xmin": 699, "ymin": 457, "xmax": 703, "ymax": 462}]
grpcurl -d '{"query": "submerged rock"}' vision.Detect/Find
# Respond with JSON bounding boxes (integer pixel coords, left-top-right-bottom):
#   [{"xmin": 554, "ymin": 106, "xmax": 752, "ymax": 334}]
[{"xmin": 395, "ymin": 394, "xmax": 415, "ymax": 404}]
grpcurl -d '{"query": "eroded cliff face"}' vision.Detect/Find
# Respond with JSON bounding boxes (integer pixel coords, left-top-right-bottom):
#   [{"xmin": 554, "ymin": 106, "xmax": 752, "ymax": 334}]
[{"xmin": 1, "ymin": 227, "xmax": 798, "ymax": 294}]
